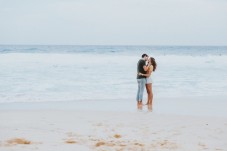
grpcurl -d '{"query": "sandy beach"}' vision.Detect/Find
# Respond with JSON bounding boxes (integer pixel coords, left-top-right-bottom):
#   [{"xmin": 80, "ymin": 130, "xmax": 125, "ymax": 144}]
[
  {"xmin": 0, "ymin": 106, "xmax": 227, "ymax": 151},
  {"xmin": 1, "ymin": 0, "xmax": 227, "ymax": 150}
]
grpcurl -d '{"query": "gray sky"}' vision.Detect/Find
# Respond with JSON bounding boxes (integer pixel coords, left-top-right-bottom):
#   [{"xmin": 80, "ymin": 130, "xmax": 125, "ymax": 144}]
[{"xmin": 0, "ymin": 0, "xmax": 227, "ymax": 45}]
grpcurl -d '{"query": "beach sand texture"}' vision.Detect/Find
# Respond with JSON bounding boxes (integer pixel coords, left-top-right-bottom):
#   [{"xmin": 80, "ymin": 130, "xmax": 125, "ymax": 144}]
[{"xmin": 0, "ymin": 110, "xmax": 226, "ymax": 151}]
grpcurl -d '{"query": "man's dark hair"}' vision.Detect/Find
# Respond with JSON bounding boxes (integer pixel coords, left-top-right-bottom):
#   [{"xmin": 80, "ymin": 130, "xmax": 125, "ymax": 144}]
[{"xmin": 142, "ymin": 54, "xmax": 148, "ymax": 58}]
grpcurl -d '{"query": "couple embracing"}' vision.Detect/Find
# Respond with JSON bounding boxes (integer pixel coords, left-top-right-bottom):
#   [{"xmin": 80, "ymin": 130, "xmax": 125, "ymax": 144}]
[{"xmin": 136, "ymin": 54, "xmax": 157, "ymax": 110}]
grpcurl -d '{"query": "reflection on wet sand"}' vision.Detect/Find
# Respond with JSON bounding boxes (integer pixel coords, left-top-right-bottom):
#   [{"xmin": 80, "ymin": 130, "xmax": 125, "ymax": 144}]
[{"xmin": 137, "ymin": 103, "xmax": 153, "ymax": 112}]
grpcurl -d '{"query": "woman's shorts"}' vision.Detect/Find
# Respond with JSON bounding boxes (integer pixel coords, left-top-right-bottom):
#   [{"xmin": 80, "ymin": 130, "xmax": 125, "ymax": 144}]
[{"xmin": 146, "ymin": 77, "xmax": 152, "ymax": 84}]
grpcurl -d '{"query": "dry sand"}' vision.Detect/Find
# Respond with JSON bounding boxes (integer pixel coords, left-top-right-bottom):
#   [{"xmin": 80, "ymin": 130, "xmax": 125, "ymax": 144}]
[{"xmin": 0, "ymin": 110, "xmax": 227, "ymax": 151}]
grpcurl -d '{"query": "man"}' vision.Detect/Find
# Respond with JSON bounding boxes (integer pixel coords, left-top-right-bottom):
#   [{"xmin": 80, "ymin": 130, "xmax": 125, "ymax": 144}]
[{"xmin": 136, "ymin": 54, "xmax": 150, "ymax": 107}]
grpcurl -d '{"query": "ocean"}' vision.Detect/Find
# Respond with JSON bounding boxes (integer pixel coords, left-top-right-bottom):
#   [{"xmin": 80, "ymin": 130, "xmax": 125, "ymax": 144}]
[{"xmin": 0, "ymin": 45, "xmax": 227, "ymax": 104}]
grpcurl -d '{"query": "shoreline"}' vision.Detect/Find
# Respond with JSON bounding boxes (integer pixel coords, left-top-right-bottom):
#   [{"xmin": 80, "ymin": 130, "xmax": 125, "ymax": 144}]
[{"xmin": 0, "ymin": 96, "xmax": 227, "ymax": 118}]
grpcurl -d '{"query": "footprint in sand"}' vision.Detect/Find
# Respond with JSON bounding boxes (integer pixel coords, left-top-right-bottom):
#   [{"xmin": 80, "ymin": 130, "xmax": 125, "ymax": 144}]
[
  {"xmin": 150, "ymin": 140, "xmax": 178, "ymax": 150},
  {"xmin": 134, "ymin": 142, "xmax": 144, "ymax": 147},
  {"xmin": 65, "ymin": 139, "xmax": 77, "ymax": 144},
  {"xmin": 114, "ymin": 134, "xmax": 122, "ymax": 139},
  {"xmin": 6, "ymin": 138, "xmax": 32, "ymax": 145},
  {"xmin": 95, "ymin": 141, "xmax": 106, "ymax": 147},
  {"xmin": 198, "ymin": 142, "xmax": 209, "ymax": 150},
  {"xmin": 95, "ymin": 123, "xmax": 103, "ymax": 127},
  {"xmin": 215, "ymin": 148, "xmax": 223, "ymax": 151},
  {"xmin": 95, "ymin": 140, "xmax": 116, "ymax": 148}
]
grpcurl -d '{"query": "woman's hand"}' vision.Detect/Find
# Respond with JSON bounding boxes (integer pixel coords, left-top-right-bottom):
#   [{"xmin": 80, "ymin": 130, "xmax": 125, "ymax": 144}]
[{"xmin": 147, "ymin": 61, "xmax": 151, "ymax": 67}]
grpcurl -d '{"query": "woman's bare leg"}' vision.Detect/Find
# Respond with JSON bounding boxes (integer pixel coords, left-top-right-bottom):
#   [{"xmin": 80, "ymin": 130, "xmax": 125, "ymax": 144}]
[
  {"xmin": 145, "ymin": 84, "xmax": 151, "ymax": 105},
  {"xmin": 146, "ymin": 83, "xmax": 153, "ymax": 111},
  {"xmin": 149, "ymin": 83, "xmax": 153, "ymax": 105}
]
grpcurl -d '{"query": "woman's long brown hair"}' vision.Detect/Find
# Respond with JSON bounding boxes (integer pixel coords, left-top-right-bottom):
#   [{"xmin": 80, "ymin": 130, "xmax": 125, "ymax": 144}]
[{"xmin": 150, "ymin": 57, "xmax": 157, "ymax": 71}]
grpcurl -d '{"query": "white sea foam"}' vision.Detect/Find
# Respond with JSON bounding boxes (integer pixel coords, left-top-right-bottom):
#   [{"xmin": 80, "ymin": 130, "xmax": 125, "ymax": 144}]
[{"xmin": 0, "ymin": 50, "xmax": 227, "ymax": 103}]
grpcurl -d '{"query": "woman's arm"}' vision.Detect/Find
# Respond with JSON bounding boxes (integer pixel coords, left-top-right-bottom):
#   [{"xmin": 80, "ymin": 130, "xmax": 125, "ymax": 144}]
[
  {"xmin": 139, "ymin": 65, "xmax": 153, "ymax": 77},
  {"xmin": 143, "ymin": 61, "xmax": 151, "ymax": 71}
]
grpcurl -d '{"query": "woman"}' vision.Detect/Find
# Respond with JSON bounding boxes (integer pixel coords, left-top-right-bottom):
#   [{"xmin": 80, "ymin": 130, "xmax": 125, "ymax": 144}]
[{"xmin": 139, "ymin": 57, "xmax": 157, "ymax": 107}]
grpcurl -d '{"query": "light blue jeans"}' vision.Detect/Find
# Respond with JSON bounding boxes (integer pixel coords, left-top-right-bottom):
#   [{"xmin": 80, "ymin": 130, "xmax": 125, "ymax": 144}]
[{"xmin": 136, "ymin": 78, "xmax": 146, "ymax": 102}]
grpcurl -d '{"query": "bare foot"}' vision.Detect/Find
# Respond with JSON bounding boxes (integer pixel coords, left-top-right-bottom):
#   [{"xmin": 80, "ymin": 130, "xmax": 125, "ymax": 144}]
[
  {"xmin": 147, "ymin": 104, "xmax": 153, "ymax": 112},
  {"xmin": 137, "ymin": 101, "xmax": 143, "ymax": 110}
]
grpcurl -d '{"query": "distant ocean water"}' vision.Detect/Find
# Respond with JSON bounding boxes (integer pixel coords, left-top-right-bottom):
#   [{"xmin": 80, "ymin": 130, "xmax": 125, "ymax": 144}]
[{"xmin": 0, "ymin": 45, "xmax": 227, "ymax": 103}]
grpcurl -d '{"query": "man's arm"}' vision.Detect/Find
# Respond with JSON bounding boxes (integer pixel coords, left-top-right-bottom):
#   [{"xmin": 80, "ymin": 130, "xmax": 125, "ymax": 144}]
[{"xmin": 140, "ymin": 66, "xmax": 153, "ymax": 77}]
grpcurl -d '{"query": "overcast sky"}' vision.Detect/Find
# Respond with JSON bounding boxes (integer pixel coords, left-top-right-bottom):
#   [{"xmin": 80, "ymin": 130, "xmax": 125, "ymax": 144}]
[{"xmin": 0, "ymin": 0, "xmax": 227, "ymax": 45}]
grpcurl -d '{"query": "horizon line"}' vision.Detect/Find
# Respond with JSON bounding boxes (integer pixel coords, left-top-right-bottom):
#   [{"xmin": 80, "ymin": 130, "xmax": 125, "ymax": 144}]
[{"xmin": 0, "ymin": 44, "xmax": 227, "ymax": 47}]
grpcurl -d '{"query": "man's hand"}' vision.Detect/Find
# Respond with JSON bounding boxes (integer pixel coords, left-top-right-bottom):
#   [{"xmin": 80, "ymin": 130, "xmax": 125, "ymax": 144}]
[{"xmin": 138, "ymin": 72, "xmax": 143, "ymax": 75}]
